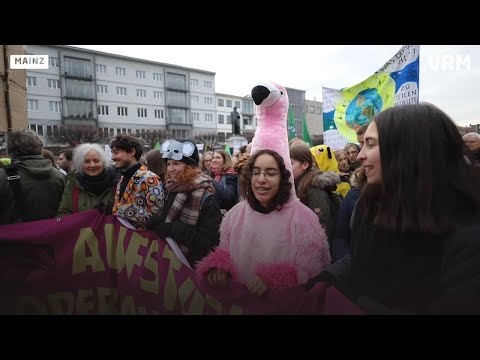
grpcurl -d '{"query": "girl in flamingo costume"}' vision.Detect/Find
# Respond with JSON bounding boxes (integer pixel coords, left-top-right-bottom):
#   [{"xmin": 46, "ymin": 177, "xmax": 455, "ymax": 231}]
[{"xmin": 196, "ymin": 82, "xmax": 330, "ymax": 296}]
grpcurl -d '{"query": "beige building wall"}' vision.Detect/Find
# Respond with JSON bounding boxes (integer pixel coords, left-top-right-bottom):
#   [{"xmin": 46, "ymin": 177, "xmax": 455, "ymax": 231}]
[
  {"xmin": 305, "ymin": 99, "xmax": 323, "ymax": 136},
  {"xmin": 0, "ymin": 45, "xmax": 28, "ymax": 133}
]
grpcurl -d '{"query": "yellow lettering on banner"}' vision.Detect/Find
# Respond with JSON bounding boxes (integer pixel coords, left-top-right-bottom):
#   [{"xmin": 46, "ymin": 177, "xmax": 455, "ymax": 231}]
[
  {"xmin": 178, "ymin": 277, "xmax": 205, "ymax": 315},
  {"xmin": 98, "ymin": 287, "xmax": 119, "ymax": 315},
  {"xmin": 47, "ymin": 292, "xmax": 75, "ymax": 315},
  {"xmin": 105, "ymin": 224, "xmax": 127, "ymax": 272},
  {"xmin": 120, "ymin": 296, "xmax": 136, "ymax": 315},
  {"xmin": 162, "ymin": 244, "xmax": 182, "ymax": 311},
  {"xmin": 140, "ymin": 239, "xmax": 159, "ymax": 294},
  {"xmin": 229, "ymin": 305, "xmax": 244, "ymax": 315},
  {"xmin": 136, "ymin": 306, "xmax": 147, "ymax": 315},
  {"xmin": 125, "ymin": 232, "xmax": 148, "ymax": 278},
  {"xmin": 72, "ymin": 228, "xmax": 105, "ymax": 275},
  {"xmin": 16, "ymin": 296, "xmax": 47, "ymax": 315},
  {"xmin": 205, "ymin": 294, "xmax": 223, "ymax": 315},
  {"xmin": 75, "ymin": 289, "xmax": 94, "ymax": 314}
]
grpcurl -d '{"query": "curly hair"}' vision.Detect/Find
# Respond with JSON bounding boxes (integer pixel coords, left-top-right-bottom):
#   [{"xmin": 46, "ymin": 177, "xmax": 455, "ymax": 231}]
[
  {"xmin": 240, "ymin": 149, "xmax": 291, "ymax": 213},
  {"xmin": 110, "ymin": 135, "xmax": 143, "ymax": 161}
]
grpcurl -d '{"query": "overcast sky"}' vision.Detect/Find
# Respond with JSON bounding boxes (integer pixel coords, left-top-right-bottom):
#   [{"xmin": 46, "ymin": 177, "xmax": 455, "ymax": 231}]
[{"xmin": 73, "ymin": 45, "xmax": 479, "ymax": 127}]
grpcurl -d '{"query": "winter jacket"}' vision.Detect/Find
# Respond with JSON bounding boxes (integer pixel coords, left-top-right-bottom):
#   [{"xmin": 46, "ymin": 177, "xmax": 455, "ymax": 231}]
[
  {"xmin": 112, "ymin": 165, "xmax": 164, "ymax": 229},
  {"xmin": 57, "ymin": 171, "xmax": 117, "ymax": 216},
  {"xmin": 211, "ymin": 173, "xmax": 238, "ymax": 211},
  {"xmin": 323, "ymin": 207, "xmax": 480, "ymax": 314},
  {"xmin": 0, "ymin": 155, "xmax": 65, "ymax": 225},
  {"xmin": 159, "ymin": 187, "xmax": 222, "ymax": 267}
]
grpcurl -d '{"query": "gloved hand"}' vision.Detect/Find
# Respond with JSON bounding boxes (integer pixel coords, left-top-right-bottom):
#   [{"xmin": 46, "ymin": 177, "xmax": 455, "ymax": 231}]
[
  {"xmin": 304, "ymin": 271, "xmax": 334, "ymax": 291},
  {"xmin": 145, "ymin": 215, "xmax": 162, "ymax": 230},
  {"xmin": 146, "ymin": 215, "xmax": 173, "ymax": 237},
  {"xmin": 153, "ymin": 222, "xmax": 173, "ymax": 237}
]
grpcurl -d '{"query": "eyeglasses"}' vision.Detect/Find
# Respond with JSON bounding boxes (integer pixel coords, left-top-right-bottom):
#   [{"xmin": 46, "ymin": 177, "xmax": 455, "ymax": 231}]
[{"xmin": 250, "ymin": 169, "xmax": 281, "ymax": 180}]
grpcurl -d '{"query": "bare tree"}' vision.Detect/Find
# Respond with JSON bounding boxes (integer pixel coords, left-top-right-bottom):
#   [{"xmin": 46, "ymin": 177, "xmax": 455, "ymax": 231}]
[
  {"xmin": 194, "ymin": 132, "xmax": 218, "ymax": 152},
  {"xmin": 49, "ymin": 125, "xmax": 100, "ymax": 147}
]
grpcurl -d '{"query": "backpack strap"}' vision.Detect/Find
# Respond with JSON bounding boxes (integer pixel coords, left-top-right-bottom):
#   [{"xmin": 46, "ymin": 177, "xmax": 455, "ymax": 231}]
[
  {"xmin": 72, "ymin": 186, "xmax": 80, "ymax": 213},
  {"xmin": 5, "ymin": 164, "xmax": 28, "ymax": 222}
]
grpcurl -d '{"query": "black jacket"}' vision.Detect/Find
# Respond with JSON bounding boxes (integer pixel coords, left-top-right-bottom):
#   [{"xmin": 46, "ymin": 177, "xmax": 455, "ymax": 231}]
[
  {"xmin": 324, "ymin": 208, "xmax": 480, "ymax": 314},
  {"xmin": 159, "ymin": 190, "xmax": 222, "ymax": 268}
]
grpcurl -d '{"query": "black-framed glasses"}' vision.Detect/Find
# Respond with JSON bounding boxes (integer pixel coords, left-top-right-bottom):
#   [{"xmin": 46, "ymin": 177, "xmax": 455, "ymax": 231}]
[{"xmin": 250, "ymin": 169, "xmax": 281, "ymax": 180}]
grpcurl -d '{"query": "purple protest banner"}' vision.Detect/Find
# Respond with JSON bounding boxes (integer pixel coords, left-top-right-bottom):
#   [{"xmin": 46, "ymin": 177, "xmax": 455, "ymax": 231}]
[{"xmin": 0, "ymin": 209, "xmax": 363, "ymax": 315}]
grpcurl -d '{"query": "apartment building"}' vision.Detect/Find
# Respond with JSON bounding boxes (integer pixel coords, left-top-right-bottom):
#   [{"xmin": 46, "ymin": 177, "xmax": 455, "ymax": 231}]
[
  {"xmin": 26, "ymin": 45, "xmax": 220, "ymax": 147},
  {"xmin": 305, "ymin": 98, "xmax": 323, "ymax": 144},
  {"xmin": 26, "ymin": 45, "xmax": 331, "ymax": 149}
]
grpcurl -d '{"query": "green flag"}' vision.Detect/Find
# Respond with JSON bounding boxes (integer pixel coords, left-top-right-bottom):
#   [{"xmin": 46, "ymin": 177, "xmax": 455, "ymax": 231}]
[
  {"xmin": 302, "ymin": 113, "xmax": 312, "ymax": 147},
  {"xmin": 225, "ymin": 142, "xmax": 231, "ymax": 155},
  {"xmin": 154, "ymin": 141, "xmax": 161, "ymax": 150},
  {"xmin": 287, "ymin": 108, "xmax": 297, "ymax": 141}
]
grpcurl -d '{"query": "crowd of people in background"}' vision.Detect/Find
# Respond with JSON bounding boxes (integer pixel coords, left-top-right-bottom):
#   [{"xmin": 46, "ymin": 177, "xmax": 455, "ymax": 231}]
[{"xmin": 1, "ymin": 102, "xmax": 480, "ymax": 314}]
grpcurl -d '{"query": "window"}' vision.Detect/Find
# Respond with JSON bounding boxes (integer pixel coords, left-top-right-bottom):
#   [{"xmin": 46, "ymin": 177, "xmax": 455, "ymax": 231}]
[
  {"xmin": 28, "ymin": 99, "xmax": 39, "ymax": 111},
  {"xmin": 47, "ymin": 79, "xmax": 60, "ymax": 89},
  {"xmin": 204, "ymin": 97, "xmax": 213, "ymax": 105},
  {"xmin": 115, "ymin": 67, "xmax": 126, "ymax": 76},
  {"xmin": 116, "ymin": 87, "xmax": 127, "ymax": 96},
  {"xmin": 96, "ymin": 84, "xmax": 108, "ymax": 94},
  {"xmin": 135, "ymin": 129, "xmax": 140, "ymax": 137},
  {"xmin": 27, "ymin": 76, "xmax": 36, "ymax": 87},
  {"xmin": 153, "ymin": 73, "xmax": 162, "ymax": 81},
  {"xmin": 137, "ymin": 89, "xmax": 147, "ymax": 98},
  {"xmin": 64, "ymin": 56, "xmax": 92, "ymax": 78},
  {"xmin": 316, "ymin": 106, "xmax": 322, "ymax": 114},
  {"xmin": 98, "ymin": 105, "xmax": 109, "ymax": 115},
  {"xmin": 234, "ymin": 101, "xmax": 240, "ymax": 109},
  {"xmin": 117, "ymin": 106, "xmax": 128, "ymax": 116},
  {"xmin": 29, "ymin": 124, "xmax": 44, "ymax": 136},
  {"xmin": 154, "ymin": 109, "xmax": 164, "ymax": 119},
  {"xmin": 309, "ymin": 106, "xmax": 315, "ymax": 114},
  {"xmin": 218, "ymin": 114, "xmax": 224, "ymax": 124},
  {"xmin": 226, "ymin": 100, "xmax": 232, "ymax": 108},
  {"xmin": 153, "ymin": 90, "xmax": 163, "ymax": 99},
  {"xmin": 205, "ymin": 113, "xmax": 213, "ymax": 122},
  {"xmin": 204, "ymin": 80, "xmax": 212, "ymax": 88},
  {"xmin": 226, "ymin": 115, "xmax": 232, "ymax": 124},
  {"xmin": 218, "ymin": 99, "xmax": 224, "ymax": 107},
  {"xmin": 191, "ymin": 95, "xmax": 199, "ymax": 104},
  {"xmin": 96, "ymin": 64, "xmax": 106, "ymax": 73},
  {"xmin": 137, "ymin": 108, "xmax": 147, "ymax": 118},
  {"xmin": 243, "ymin": 115, "xmax": 252, "ymax": 126},
  {"xmin": 49, "ymin": 101, "xmax": 61, "ymax": 113},
  {"xmin": 66, "ymin": 100, "xmax": 93, "ymax": 119},
  {"xmin": 47, "ymin": 125, "xmax": 60, "ymax": 136},
  {"xmin": 190, "ymin": 78, "xmax": 198, "ymax": 86},
  {"xmin": 192, "ymin": 112, "xmax": 200, "ymax": 121},
  {"xmin": 49, "ymin": 57, "xmax": 59, "ymax": 67},
  {"xmin": 136, "ymin": 70, "xmax": 146, "ymax": 79}
]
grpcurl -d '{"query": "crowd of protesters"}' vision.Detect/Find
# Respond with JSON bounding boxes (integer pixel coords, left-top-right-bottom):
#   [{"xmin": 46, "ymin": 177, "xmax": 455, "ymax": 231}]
[{"xmin": 1, "ymin": 102, "xmax": 480, "ymax": 314}]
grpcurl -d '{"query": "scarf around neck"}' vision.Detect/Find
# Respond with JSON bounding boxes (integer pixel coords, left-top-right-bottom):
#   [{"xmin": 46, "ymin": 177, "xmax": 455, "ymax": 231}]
[
  {"xmin": 76, "ymin": 167, "xmax": 118, "ymax": 196},
  {"xmin": 165, "ymin": 170, "xmax": 214, "ymax": 225}
]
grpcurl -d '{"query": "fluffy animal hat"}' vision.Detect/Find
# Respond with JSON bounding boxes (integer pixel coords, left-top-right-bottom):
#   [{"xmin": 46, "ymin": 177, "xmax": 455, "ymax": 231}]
[{"xmin": 250, "ymin": 82, "xmax": 297, "ymax": 200}]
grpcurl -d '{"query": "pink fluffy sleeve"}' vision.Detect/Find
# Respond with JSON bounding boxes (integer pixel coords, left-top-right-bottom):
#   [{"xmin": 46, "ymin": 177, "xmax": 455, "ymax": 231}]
[{"xmin": 294, "ymin": 226, "xmax": 331, "ymax": 283}]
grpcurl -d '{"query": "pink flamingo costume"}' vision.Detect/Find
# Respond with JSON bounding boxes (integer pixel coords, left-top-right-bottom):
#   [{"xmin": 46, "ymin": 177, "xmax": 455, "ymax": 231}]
[{"xmin": 196, "ymin": 82, "xmax": 330, "ymax": 289}]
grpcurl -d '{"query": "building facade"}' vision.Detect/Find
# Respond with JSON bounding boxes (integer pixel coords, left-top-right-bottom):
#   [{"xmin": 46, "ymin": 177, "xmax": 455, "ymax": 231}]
[{"xmin": 26, "ymin": 45, "xmax": 332, "ymax": 150}]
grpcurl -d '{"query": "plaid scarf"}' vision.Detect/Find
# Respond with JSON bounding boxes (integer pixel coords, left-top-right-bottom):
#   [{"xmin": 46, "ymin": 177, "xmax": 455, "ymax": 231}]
[{"xmin": 165, "ymin": 171, "xmax": 214, "ymax": 225}]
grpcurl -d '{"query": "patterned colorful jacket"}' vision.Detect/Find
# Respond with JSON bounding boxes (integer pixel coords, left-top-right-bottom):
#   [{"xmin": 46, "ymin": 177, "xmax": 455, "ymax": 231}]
[{"xmin": 112, "ymin": 165, "xmax": 164, "ymax": 229}]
